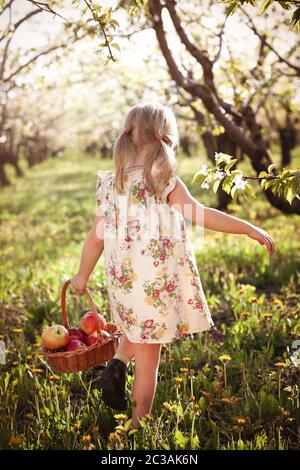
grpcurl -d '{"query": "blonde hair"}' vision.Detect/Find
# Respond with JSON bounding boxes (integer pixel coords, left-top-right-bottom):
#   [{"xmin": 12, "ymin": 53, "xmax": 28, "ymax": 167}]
[{"xmin": 113, "ymin": 102, "xmax": 180, "ymax": 199}]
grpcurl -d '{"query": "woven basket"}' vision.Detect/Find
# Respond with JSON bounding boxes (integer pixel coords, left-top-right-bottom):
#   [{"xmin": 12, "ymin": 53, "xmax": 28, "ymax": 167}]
[{"xmin": 39, "ymin": 279, "xmax": 123, "ymax": 372}]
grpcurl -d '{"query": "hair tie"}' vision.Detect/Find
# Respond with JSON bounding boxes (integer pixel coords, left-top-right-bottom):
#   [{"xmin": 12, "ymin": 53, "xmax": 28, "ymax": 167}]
[
  {"xmin": 123, "ymin": 127, "xmax": 129, "ymax": 135},
  {"xmin": 156, "ymin": 132, "xmax": 162, "ymax": 141}
]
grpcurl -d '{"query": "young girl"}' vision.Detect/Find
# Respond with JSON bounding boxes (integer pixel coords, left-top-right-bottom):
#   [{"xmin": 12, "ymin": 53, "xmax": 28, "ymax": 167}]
[{"xmin": 70, "ymin": 102, "xmax": 275, "ymax": 428}]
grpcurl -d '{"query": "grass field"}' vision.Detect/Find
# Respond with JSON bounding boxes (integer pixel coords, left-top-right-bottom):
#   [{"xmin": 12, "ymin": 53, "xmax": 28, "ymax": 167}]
[{"xmin": 0, "ymin": 148, "xmax": 299, "ymax": 450}]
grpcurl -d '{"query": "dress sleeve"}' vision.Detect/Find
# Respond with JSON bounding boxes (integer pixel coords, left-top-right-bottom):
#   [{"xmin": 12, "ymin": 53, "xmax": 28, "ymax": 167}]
[
  {"xmin": 161, "ymin": 175, "xmax": 177, "ymax": 204},
  {"xmin": 95, "ymin": 170, "xmax": 109, "ymax": 216}
]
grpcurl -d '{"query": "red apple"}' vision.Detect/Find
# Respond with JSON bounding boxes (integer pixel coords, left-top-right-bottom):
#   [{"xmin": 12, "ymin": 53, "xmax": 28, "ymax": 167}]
[
  {"xmin": 64, "ymin": 339, "xmax": 87, "ymax": 352},
  {"xmin": 84, "ymin": 330, "xmax": 111, "ymax": 347},
  {"xmin": 42, "ymin": 325, "xmax": 70, "ymax": 351},
  {"xmin": 84, "ymin": 331, "xmax": 98, "ymax": 347},
  {"xmin": 68, "ymin": 327, "xmax": 85, "ymax": 342},
  {"xmin": 79, "ymin": 311, "xmax": 107, "ymax": 335}
]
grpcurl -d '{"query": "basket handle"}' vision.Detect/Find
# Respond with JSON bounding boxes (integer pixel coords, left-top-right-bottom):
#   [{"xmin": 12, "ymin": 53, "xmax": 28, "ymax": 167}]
[{"xmin": 61, "ymin": 279, "xmax": 103, "ymax": 342}]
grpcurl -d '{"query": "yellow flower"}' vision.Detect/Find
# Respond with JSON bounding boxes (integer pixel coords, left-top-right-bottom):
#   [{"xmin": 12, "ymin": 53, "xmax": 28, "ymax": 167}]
[
  {"xmin": 256, "ymin": 298, "xmax": 264, "ymax": 305},
  {"xmin": 274, "ymin": 298, "xmax": 283, "ymax": 306},
  {"xmin": 145, "ymin": 296, "xmax": 155, "ymax": 305},
  {"xmin": 114, "ymin": 413, "xmax": 127, "ymax": 420},
  {"xmin": 12, "ymin": 361, "xmax": 19, "ymax": 366},
  {"xmin": 26, "ymin": 355, "xmax": 33, "ymax": 360},
  {"xmin": 163, "ymin": 402, "xmax": 173, "ymax": 412},
  {"xmin": 218, "ymin": 354, "xmax": 232, "ymax": 364},
  {"xmin": 261, "ymin": 312, "xmax": 272, "ymax": 318},
  {"xmin": 74, "ymin": 422, "xmax": 81, "ymax": 430},
  {"xmin": 248, "ymin": 296, "xmax": 257, "ymax": 303},
  {"xmin": 240, "ymin": 311, "xmax": 250, "ymax": 318},
  {"xmin": 32, "ymin": 343, "xmax": 42, "ymax": 348},
  {"xmin": 25, "ymin": 413, "xmax": 34, "ymax": 421},
  {"xmin": 235, "ymin": 417, "xmax": 247, "ymax": 426},
  {"xmin": 175, "ymin": 377, "xmax": 183, "ymax": 385},
  {"xmin": 82, "ymin": 435, "xmax": 91, "ymax": 444},
  {"xmin": 9, "ymin": 436, "xmax": 23, "ymax": 447},
  {"xmin": 48, "ymin": 375, "xmax": 61, "ymax": 381},
  {"xmin": 182, "ymin": 356, "xmax": 191, "ymax": 362},
  {"xmin": 275, "ymin": 362, "xmax": 287, "ymax": 369},
  {"xmin": 31, "ymin": 368, "xmax": 44, "ymax": 374},
  {"xmin": 91, "ymin": 426, "xmax": 99, "ymax": 434},
  {"xmin": 11, "ymin": 328, "xmax": 23, "ymax": 334},
  {"xmin": 180, "ymin": 367, "xmax": 188, "ymax": 373}
]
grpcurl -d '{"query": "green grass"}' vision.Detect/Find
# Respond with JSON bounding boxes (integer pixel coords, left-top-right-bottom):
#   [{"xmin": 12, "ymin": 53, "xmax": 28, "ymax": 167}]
[{"xmin": 0, "ymin": 148, "xmax": 299, "ymax": 450}]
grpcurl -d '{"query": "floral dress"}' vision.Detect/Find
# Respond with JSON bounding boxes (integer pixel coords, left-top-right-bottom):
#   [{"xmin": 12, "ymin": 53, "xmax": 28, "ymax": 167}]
[{"xmin": 95, "ymin": 168, "xmax": 214, "ymax": 344}]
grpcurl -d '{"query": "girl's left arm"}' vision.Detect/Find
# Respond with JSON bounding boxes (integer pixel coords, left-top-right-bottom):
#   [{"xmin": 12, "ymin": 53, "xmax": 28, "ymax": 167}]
[{"xmin": 168, "ymin": 176, "xmax": 275, "ymax": 256}]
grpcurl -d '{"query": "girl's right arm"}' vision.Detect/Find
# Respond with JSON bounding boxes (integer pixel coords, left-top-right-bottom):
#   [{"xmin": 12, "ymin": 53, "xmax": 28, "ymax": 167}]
[
  {"xmin": 168, "ymin": 176, "xmax": 275, "ymax": 256},
  {"xmin": 70, "ymin": 215, "xmax": 105, "ymax": 294}
]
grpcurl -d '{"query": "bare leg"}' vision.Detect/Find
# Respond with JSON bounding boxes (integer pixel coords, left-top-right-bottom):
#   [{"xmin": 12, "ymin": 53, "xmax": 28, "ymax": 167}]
[
  {"xmin": 115, "ymin": 333, "xmax": 136, "ymax": 361},
  {"xmin": 131, "ymin": 343, "xmax": 162, "ymax": 425}
]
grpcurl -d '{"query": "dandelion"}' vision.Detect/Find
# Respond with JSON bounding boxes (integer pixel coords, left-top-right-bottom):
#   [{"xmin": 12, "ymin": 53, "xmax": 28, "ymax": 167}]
[
  {"xmin": 261, "ymin": 312, "xmax": 272, "ymax": 319},
  {"xmin": 248, "ymin": 296, "xmax": 257, "ymax": 303},
  {"xmin": 163, "ymin": 402, "xmax": 173, "ymax": 412},
  {"xmin": 235, "ymin": 417, "xmax": 246, "ymax": 426},
  {"xmin": 182, "ymin": 356, "xmax": 191, "ymax": 362},
  {"xmin": 108, "ymin": 432, "xmax": 124, "ymax": 450},
  {"xmin": 25, "ymin": 413, "xmax": 34, "ymax": 421},
  {"xmin": 240, "ymin": 311, "xmax": 250, "ymax": 318},
  {"xmin": 11, "ymin": 328, "xmax": 23, "ymax": 334},
  {"xmin": 114, "ymin": 413, "xmax": 127, "ymax": 420},
  {"xmin": 26, "ymin": 355, "xmax": 33, "ymax": 360},
  {"xmin": 12, "ymin": 361, "xmax": 19, "ymax": 366},
  {"xmin": 175, "ymin": 377, "xmax": 183, "ymax": 385},
  {"xmin": 180, "ymin": 367, "xmax": 188, "ymax": 373},
  {"xmin": 82, "ymin": 435, "xmax": 91, "ymax": 444},
  {"xmin": 274, "ymin": 298, "xmax": 283, "ymax": 306},
  {"xmin": 91, "ymin": 426, "xmax": 99, "ymax": 434},
  {"xmin": 143, "ymin": 414, "xmax": 153, "ymax": 421},
  {"xmin": 47, "ymin": 375, "xmax": 61, "ymax": 381},
  {"xmin": 275, "ymin": 362, "xmax": 287, "ymax": 369},
  {"xmin": 74, "ymin": 422, "xmax": 81, "ymax": 430},
  {"xmin": 31, "ymin": 368, "xmax": 44, "ymax": 374},
  {"xmin": 219, "ymin": 354, "xmax": 232, "ymax": 389},
  {"xmin": 275, "ymin": 362, "xmax": 287, "ymax": 401},
  {"xmin": 218, "ymin": 354, "xmax": 232, "ymax": 364},
  {"xmin": 9, "ymin": 436, "xmax": 23, "ymax": 447}
]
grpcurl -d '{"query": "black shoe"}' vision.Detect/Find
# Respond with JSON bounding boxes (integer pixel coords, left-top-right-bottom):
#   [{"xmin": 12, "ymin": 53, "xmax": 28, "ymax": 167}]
[{"xmin": 99, "ymin": 358, "xmax": 128, "ymax": 411}]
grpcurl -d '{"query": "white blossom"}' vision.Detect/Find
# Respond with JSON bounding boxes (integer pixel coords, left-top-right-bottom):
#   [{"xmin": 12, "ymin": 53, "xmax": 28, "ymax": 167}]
[
  {"xmin": 214, "ymin": 170, "xmax": 224, "ymax": 180},
  {"xmin": 199, "ymin": 164, "xmax": 208, "ymax": 175},
  {"xmin": 201, "ymin": 181, "xmax": 209, "ymax": 189},
  {"xmin": 232, "ymin": 174, "xmax": 247, "ymax": 190}
]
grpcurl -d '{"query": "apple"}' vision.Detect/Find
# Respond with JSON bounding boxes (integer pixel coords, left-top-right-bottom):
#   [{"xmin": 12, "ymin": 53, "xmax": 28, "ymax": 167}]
[
  {"xmin": 79, "ymin": 311, "xmax": 107, "ymax": 335},
  {"xmin": 64, "ymin": 339, "xmax": 87, "ymax": 352},
  {"xmin": 84, "ymin": 331, "xmax": 98, "ymax": 347},
  {"xmin": 68, "ymin": 327, "xmax": 85, "ymax": 342},
  {"xmin": 42, "ymin": 325, "xmax": 70, "ymax": 351},
  {"xmin": 84, "ymin": 330, "xmax": 111, "ymax": 347}
]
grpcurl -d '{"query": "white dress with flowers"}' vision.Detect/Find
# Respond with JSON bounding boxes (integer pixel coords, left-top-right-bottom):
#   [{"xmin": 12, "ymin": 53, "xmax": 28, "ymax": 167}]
[{"xmin": 95, "ymin": 168, "xmax": 214, "ymax": 344}]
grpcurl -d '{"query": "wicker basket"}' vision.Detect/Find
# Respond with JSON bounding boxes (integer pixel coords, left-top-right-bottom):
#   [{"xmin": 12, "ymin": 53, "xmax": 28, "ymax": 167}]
[{"xmin": 39, "ymin": 279, "xmax": 123, "ymax": 372}]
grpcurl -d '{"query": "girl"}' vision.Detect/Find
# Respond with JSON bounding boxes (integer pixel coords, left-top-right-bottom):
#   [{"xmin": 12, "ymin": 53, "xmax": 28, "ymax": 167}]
[{"xmin": 70, "ymin": 102, "xmax": 275, "ymax": 428}]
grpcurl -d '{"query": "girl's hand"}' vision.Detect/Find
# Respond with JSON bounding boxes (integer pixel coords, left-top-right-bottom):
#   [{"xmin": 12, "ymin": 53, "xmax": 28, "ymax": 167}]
[
  {"xmin": 246, "ymin": 226, "xmax": 275, "ymax": 256},
  {"xmin": 70, "ymin": 273, "xmax": 88, "ymax": 295}
]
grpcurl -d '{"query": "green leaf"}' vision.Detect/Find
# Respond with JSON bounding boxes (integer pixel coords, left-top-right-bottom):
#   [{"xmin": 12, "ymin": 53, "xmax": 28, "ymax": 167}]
[
  {"xmin": 111, "ymin": 43, "xmax": 121, "ymax": 51},
  {"xmin": 258, "ymin": 171, "xmax": 269, "ymax": 178},
  {"xmin": 258, "ymin": 0, "xmax": 274, "ymax": 16},
  {"xmin": 192, "ymin": 172, "xmax": 207, "ymax": 185},
  {"xmin": 267, "ymin": 163, "xmax": 276, "ymax": 173},
  {"xmin": 231, "ymin": 185, "xmax": 239, "ymax": 203},
  {"xmin": 213, "ymin": 179, "xmax": 222, "ymax": 193},
  {"xmin": 224, "ymin": 158, "xmax": 238, "ymax": 171}
]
